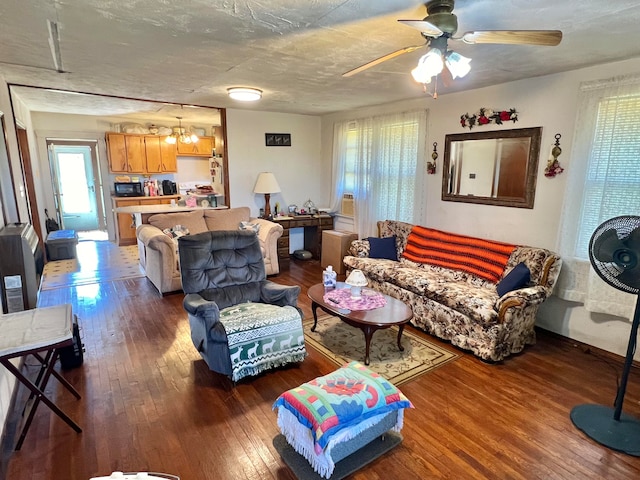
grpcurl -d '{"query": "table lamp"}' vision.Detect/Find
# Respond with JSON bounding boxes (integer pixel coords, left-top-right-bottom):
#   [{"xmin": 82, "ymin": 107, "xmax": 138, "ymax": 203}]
[
  {"xmin": 253, "ymin": 172, "xmax": 281, "ymax": 219},
  {"xmin": 345, "ymin": 269, "xmax": 368, "ymax": 298}
]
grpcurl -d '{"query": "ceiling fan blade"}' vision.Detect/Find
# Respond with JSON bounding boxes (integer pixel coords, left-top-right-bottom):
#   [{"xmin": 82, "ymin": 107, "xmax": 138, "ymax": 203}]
[
  {"xmin": 461, "ymin": 30, "xmax": 562, "ymax": 46},
  {"xmin": 397, "ymin": 19, "xmax": 443, "ymax": 37},
  {"xmin": 343, "ymin": 44, "xmax": 425, "ymax": 77}
]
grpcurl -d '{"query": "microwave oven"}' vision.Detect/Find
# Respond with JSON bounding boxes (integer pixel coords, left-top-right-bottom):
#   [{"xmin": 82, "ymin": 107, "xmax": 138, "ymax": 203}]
[{"xmin": 114, "ymin": 182, "xmax": 143, "ymax": 197}]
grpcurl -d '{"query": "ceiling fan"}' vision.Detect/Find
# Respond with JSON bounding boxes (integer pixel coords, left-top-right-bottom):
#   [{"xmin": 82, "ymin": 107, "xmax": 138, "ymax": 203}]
[{"xmin": 343, "ymin": 0, "xmax": 562, "ymax": 91}]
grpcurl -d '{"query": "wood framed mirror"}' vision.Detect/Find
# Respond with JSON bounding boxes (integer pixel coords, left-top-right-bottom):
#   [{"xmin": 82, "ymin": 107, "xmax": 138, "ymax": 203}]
[{"xmin": 442, "ymin": 127, "xmax": 542, "ymax": 208}]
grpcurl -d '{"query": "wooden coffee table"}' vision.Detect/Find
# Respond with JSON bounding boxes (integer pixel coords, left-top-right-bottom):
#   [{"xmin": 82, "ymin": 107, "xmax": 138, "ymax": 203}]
[{"xmin": 307, "ymin": 283, "xmax": 413, "ymax": 365}]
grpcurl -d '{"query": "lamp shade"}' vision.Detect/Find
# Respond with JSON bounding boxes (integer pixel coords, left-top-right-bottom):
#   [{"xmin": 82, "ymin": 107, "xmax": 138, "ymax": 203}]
[
  {"xmin": 345, "ymin": 269, "xmax": 368, "ymax": 287},
  {"xmin": 253, "ymin": 172, "xmax": 281, "ymax": 194},
  {"xmin": 411, "ymin": 48, "xmax": 444, "ymax": 84},
  {"xmin": 445, "ymin": 51, "xmax": 471, "ymax": 79}
]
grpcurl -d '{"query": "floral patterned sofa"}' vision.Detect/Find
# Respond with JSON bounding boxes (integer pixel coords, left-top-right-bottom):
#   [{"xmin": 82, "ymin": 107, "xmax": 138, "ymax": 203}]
[{"xmin": 343, "ymin": 220, "xmax": 562, "ymax": 362}]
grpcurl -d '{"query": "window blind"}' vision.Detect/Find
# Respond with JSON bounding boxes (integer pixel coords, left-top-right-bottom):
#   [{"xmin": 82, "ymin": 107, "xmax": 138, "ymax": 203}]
[{"xmin": 576, "ymin": 93, "xmax": 640, "ymax": 258}]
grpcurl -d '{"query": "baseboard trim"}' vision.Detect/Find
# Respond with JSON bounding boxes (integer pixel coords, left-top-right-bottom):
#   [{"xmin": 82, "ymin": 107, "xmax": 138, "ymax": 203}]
[{"xmin": 536, "ymin": 326, "xmax": 640, "ymax": 370}]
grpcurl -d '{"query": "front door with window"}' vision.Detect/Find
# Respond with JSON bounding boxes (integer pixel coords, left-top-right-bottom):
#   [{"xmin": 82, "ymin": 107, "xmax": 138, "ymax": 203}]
[{"xmin": 49, "ymin": 143, "xmax": 101, "ymax": 232}]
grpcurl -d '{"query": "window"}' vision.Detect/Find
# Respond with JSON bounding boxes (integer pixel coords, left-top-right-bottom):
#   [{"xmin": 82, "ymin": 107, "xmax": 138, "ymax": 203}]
[
  {"xmin": 556, "ymin": 74, "xmax": 640, "ymax": 318},
  {"xmin": 374, "ymin": 119, "xmax": 421, "ymax": 223},
  {"xmin": 339, "ymin": 127, "xmax": 358, "ymax": 216},
  {"xmin": 331, "ymin": 110, "xmax": 427, "ymax": 238},
  {"xmin": 574, "ymin": 93, "xmax": 640, "ymax": 258},
  {"xmin": 343, "ymin": 127, "xmax": 358, "ymax": 196}
]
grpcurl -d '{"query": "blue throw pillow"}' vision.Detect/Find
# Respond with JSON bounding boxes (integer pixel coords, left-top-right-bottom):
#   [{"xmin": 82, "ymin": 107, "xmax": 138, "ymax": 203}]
[
  {"xmin": 368, "ymin": 236, "xmax": 398, "ymax": 261},
  {"xmin": 497, "ymin": 262, "xmax": 531, "ymax": 296}
]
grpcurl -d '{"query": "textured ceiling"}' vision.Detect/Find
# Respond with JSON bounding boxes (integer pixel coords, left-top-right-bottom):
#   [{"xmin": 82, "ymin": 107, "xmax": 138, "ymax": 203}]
[{"xmin": 2, "ymin": 0, "xmax": 640, "ymax": 120}]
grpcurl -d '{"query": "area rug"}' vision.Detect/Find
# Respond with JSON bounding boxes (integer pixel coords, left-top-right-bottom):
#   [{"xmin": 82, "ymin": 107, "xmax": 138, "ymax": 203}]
[
  {"xmin": 40, "ymin": 241, "xmax": 143, "ymax": 290},
  {"xmin": 303, "ymin": 316, "xmax": 458, "ymax": 386}
]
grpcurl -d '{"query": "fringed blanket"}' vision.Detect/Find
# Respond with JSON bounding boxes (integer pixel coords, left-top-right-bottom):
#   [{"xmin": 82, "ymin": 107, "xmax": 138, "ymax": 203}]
[
  {"xmin": 221, "ymin": 303, "xmax": 306, "ymax": 382},
  {"xmin": 402, "ymin": 225, "xmax": 515, "ymax": 282},
  {"xmin": 273, "ymin": 361, "xmax": 412, "ymax": 478}
]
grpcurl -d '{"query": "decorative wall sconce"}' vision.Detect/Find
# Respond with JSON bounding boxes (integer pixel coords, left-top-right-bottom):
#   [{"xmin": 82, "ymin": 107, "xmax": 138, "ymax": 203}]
[
  {"xmin": 544, "ymin": 133, "xmax": 565, "ymax": 178},
  {"xmin": 427, "ymin": 142, "xmax": 437, "ymax": 175}
]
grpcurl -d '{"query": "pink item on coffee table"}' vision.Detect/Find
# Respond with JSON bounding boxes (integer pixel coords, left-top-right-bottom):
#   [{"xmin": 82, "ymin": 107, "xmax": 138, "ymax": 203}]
[{"xmin": 323, "ymin": 287, "xmax": 386, "ymax": 311}]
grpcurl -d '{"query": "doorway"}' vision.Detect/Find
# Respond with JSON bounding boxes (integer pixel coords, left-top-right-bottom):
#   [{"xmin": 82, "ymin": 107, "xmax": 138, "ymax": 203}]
[{"xmin": 47, "ymin": 140, "xmax": 106, "ymax": 233}]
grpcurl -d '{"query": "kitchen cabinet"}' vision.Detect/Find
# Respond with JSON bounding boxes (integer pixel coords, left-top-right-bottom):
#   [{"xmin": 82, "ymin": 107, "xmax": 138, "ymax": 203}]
[
  {"xmin": 113, "ymin": 196, "xmax": 177, "ymax": 246},
  {"xmin": 114, "ymin": 198, "xmax": 140, "ymax": 245},
  {"xmin": 107, "ymin": 133, "xmax": 145, "ymax": 173},
  {"xmin": 126, "ymin": 135, "xmax": 146, "ymax": 172},
  {"xmin": 107, "ymin": 133, "xmax": 177, "ymax": 174},
  {"xmin": 176, "ymin": 136, "xmax": 214, "ymax": 157},
  {"xmin": 144, "ymin": 136, "xmax": 177, "ymax": 173},
  {"xmin": 106, "ymin": 133, "xmax": 128, "ymax": 173}
]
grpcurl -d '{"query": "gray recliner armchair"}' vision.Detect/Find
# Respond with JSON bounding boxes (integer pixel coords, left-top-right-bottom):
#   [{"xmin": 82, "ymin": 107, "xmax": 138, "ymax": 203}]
[{"xmin": 178, "ymin": 230, "xmax": 306, "ymax": 381}]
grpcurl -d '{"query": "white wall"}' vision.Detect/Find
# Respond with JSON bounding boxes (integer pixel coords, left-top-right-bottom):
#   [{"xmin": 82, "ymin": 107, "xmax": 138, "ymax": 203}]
[
  {"xmin": 321, "ymin": 56, "xmax": 640, "ymax": 360},
  {"xmin": 225, "ymin": 109, "xmax": 323, "ymax": 217}
]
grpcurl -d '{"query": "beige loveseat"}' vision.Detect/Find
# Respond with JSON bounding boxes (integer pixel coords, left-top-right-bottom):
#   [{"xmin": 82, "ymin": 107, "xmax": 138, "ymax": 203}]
[
  {"xmin": 136, "ymin": 207, "xmax": 283, "ymax": 294},
  {"xmin": 343, "ymin": 220, "xmax": 562, "ymax": 362}
]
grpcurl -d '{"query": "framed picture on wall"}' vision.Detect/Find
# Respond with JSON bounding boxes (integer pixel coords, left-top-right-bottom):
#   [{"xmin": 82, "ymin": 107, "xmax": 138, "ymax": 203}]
[{"xmin": 265, "ymin": 133, "xmax": 291, "ymax": 146}]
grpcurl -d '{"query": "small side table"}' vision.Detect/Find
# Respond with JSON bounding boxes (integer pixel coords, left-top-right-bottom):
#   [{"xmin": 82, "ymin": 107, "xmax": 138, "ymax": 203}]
[{"xmin": 0, "ymin": 304, "xmax": 82, "ymax": 450}]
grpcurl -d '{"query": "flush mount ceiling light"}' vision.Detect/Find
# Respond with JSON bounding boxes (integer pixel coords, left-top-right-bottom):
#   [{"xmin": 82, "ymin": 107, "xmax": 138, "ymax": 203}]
[
  {"xmin": 165, "ymin": 116, "xmax": 199, "ymax": 145},
  {"xmin": 227, "ymin": 87, "xmax": 262, "ymax": 102}
]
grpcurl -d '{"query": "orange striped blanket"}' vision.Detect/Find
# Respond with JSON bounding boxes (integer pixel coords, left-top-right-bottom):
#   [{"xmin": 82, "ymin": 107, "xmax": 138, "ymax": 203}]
[{"xmin": 402, "ymin": 226, "xmax": 515, "ymax": 283}]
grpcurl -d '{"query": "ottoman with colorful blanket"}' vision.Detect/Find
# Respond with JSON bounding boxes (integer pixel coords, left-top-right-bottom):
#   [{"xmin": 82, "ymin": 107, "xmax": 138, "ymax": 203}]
[{"xmin": 273, "ymin": 361, "xmax": 413, "ymax": 479}]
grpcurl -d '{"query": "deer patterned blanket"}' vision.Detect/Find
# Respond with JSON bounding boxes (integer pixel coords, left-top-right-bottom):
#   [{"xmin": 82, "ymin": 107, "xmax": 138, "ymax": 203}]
[{"xmin": 220, "ymin": 303, "xmax": 306, "ymax": 382}]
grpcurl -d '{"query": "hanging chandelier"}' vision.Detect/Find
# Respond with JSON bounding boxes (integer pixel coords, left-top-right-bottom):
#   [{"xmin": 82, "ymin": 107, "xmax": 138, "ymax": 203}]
[{"xmin": 165, "ymin": 116, "xmax": 199, "ymax": 144}]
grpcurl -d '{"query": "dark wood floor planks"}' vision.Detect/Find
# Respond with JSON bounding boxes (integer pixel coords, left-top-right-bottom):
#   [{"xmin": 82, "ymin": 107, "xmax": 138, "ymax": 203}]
[{"xmin": 3, "ymin": 256, "xmax": 640, "ymax": 479}]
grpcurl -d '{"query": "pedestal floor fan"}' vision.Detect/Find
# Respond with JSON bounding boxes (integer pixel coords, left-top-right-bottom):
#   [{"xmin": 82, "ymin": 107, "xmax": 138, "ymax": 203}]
[{"xmin": 570, "ymin": 215, "xmax": 640, "ymax": 456}]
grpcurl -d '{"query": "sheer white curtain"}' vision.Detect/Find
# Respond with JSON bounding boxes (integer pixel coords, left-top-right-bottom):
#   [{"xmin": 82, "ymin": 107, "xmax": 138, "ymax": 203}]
[
  {"xmin": 556, "ymin": 74, "xmax": 640, "ymax": 319},
  {"xmin": 330, "ymin": 109, "xmax": 428, "ymax": 238},
  {"xmin": 328, "ymin": 121, "xmax": 350, "ymax": 213}
]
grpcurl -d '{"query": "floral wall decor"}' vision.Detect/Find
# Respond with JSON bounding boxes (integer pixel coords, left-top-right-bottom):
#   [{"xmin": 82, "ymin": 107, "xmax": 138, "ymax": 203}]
[
  {"xmin": 460, "ymin": 108, "xmax": 518, "ymax": 130},
  {"xmin": 544, "ymin": 133, "xmax": 564, "ymax": 178},
  {"xmin": 427, "ymin": 142, "xmax": 437, "ymax": 174}
]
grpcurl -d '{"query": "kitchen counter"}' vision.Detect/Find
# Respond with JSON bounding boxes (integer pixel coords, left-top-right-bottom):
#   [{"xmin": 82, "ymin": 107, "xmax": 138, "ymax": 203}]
[
  {"xmin": 115, "ymin": 204, "xmax": 227, "ymax": 215},
  {"xmin": 112, "ymin": 194, "xmax": 181, "ymax": 201}
]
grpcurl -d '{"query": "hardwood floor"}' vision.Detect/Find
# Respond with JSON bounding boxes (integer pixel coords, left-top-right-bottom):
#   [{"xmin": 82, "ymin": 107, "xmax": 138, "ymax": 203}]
[{"xmin": 5, "ymin": 250, "xmax": 640, "ymax": 479}]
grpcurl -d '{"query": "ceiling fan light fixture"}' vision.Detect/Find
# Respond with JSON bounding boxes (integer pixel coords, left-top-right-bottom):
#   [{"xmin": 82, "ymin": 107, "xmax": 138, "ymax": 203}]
[
  {"xmin": 227, "ymin": 87, "xmax": 262, "ymax": 101},
  {"xmin": 445, "ymin": 51, "xmax": 471, "ymax": 79},
  {"xmin": 411, "ymin": 48, "xmax": 444, "ymax": 84}
]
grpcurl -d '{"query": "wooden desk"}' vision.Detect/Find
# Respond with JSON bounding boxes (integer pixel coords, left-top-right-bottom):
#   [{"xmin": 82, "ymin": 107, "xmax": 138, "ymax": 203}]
[
  {"xmin": 272, "ymin": 214, "xmax": 334, "ymax": 269},
  {"xmin": 0, "ymin": 304, "xmax": 82, "ymax": 450}
]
